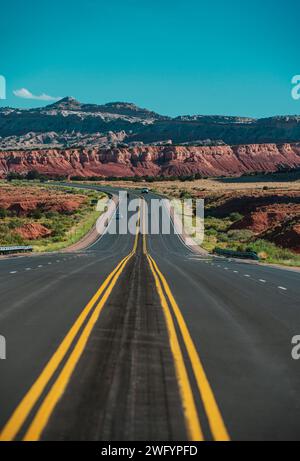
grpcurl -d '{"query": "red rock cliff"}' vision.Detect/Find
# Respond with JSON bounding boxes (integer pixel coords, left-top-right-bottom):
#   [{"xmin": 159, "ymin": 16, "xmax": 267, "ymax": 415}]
[{"xmin": 0, "ymin": 143, "xmax": 300, "ymax": 178}]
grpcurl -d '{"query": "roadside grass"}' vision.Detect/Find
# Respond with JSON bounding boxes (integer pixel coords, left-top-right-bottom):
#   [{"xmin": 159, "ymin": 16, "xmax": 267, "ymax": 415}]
[
  {"xmin": 0, "ymin": 181, "xmax": 106, "ymax": 252},
  {"xmin": 161, "ymin": 189, "xmax": 300, "ymax": 267},
  {"xmin": 32, "ymin": 208, "xmax": 102, "ymax": 252},
  {"xmin": 201, "ymin": 216, "xmax": 300, "ymax": 267}
]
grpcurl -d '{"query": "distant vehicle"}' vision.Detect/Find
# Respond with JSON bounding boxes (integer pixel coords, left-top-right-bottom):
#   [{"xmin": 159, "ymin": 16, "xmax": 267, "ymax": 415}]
[{"xmin": 141, "ymin": 188, "xmax": 149, "ymax": 194}]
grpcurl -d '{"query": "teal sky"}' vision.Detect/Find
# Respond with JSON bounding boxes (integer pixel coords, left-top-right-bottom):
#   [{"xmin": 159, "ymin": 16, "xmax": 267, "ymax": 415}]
[{"xmin": 1, "ymin": 0, "xmax": 300, "ymax": 117}]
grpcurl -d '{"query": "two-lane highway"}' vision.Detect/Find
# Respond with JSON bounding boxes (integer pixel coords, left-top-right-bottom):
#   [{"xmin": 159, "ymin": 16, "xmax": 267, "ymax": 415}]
[
  {"xmin": 145, "ymin": 191, "xmax": 300, "ymax": 441},
  {"xmin": 0, "ymin": 186, "xmax": 300, "ymax": 441}
]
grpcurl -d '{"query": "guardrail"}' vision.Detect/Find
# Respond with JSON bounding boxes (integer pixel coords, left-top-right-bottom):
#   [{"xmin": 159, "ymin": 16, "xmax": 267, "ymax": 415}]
[
  {"xmin": 214, "ymin": 247, "xmax": 259, "ymax": 261},
  {"xmin": 0, "ymin": 246, "xmax": 33, "ymax": 255}
]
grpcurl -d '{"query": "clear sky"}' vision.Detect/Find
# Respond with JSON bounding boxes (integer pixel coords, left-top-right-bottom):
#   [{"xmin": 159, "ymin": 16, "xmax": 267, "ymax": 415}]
[{"xmin": 1, "ymin": 0, "xmax": 300, "ymax": 117}]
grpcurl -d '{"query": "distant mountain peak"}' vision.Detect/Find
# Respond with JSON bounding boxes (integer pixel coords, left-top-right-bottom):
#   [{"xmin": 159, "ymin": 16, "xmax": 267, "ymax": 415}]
[
  {"xmin": 60, "ymin": 96, "xmax": 77, "ymax": 102},
  {"xmin": 43, "ymin": 97, "xmax": 165, "ymax": 119},
  {"xmin": 96, "ymin": 101, "xmax": 167, "ymax": 120},
  {"xmin": 46, "ymin": 96, "xmax": 81, "ymax": 110},
  {"xmin": 2, "ymin": 97, "xmax": 300, "ymax": 148}
]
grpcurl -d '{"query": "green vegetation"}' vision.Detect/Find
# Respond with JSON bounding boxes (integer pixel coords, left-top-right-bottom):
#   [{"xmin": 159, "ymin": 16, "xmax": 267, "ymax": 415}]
[
  {"xmin": 201, "ymin": 214, "xmax": 300, "ymax": 267},
  {"xmin": 0, "ymin": 182, "xmax": 106, "ymax": 252},
  {"xmin": 179, "ymin": 190, "xmax": 192, "ymax": 199},
  {"xmin": 230, "ymin": 240, "xmax": 300, "ymax": 267},
  {"xmin": 7, "ymin": 170, "xmax": 68, "ymax": 182},
  {"xmin": 34, "ymin": 207, "xmax": 102, "ymax": 252},
  {"xmin": 169, "ymin": 192, "xmax": 300, "ymax": 267}
]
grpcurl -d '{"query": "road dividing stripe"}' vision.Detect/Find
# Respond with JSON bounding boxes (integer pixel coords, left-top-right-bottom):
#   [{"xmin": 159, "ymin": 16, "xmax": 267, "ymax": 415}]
[
  {"xmin": 23, "ymin": 253, "xmax": 133, "ymax": 441},
  {"xmin": 141, "ymin": 198, "xmax": 202, "ymax": 441},
  {"xmin": 147, "ymin": 255, "xmax": 203, "ymax": 441},
  {"xmin": 0, "ymin": 201, "xmax": 141, "ymax": 442},
  {"xmin": 140, "ymin": 198, "xmax": 229, "ymax": 441},
  {"xmin": 148, "ymin": 255, "xmax": 230, "ymax": 442},
  {"xmin": 0, "ymin": 255, "xmax": 130, "ymax": 442}
]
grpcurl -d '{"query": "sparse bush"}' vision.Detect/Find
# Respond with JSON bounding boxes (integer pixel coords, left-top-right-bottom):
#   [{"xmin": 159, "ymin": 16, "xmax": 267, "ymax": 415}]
[
  {"xmin": 205, "ymin": 228, "xmax": 218, "ymax": 236},
  {"xmin": 227, "ymin": 229, "xmax": 254, "ymax": 242},
  {"xmin": 180, "ymin": 191, "xmax": 192, "ymax": 199},
  {"xmin": 229, "ymin": 212, "xmax": 243, "ymax": 222},
  {"xmin": 218, "ymin": 233, "xmax": 230, "ymax": 242},
  {"xmin": 0, "ymin": 208, "xmax": 8, "ymax": 218},
  {"xmin": 29, "ymin": 209, "xmax": 43, "ymax": 219},
  {"xmin": 205, "ymin": 217, "xmax": 231, "ymax": 232}
]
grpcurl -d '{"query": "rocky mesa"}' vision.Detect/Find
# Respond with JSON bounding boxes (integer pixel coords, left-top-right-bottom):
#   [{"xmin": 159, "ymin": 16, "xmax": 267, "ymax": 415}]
[
  {"xmin": 0, "ymin": 143, "xmax": 300, "ymax": 178},
  {"xmin": 2, "ymin": 97, "xmax": 300, "ymax": 148}
]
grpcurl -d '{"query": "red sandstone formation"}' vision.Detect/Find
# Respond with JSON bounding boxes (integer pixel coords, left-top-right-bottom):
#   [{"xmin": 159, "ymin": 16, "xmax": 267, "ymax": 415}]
[
  {"xmin": 267, "ymin": 223, "xmax": 300, "ymax": 253},
  {"xmin": 0, "ymin": 143, "xmax": 300, "ymax": 178},
  {"xmin": 207, "ymin": 191, "xmax": 300, "ymax": 253},
  {"xmin": 230, "ymin": 205, "xmax": 299, "ymax": 234},
  {"xmin": 14, "ymin": 223, "xmax": 52, "ymax": 240},
  {"xmin": 0, "ymin": 186, "xmax": 87, "ymax": 215}
]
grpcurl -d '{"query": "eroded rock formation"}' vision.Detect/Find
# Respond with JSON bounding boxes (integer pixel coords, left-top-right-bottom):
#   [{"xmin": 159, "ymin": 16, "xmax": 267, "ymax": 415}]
[{"xmin": 0, "ymin": 143, "xmax": 300, "ymax": 178}]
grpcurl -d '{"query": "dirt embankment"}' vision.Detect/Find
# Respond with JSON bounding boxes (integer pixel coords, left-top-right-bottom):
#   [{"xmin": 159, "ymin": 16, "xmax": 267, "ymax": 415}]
[
  {"xmin": 203, "ymin": 190, "xmax": 300, "ymax": 253},
  {"xmin": 0, "ymin": 186, "xmax": 86, "ymax": 215},
  {"xmin": 0, "ymin": 185, "xmax": 87, "ymax": 240},
  {"xmin": 14, "ymin": 222, "xmax": 52, "ymax": 240}
]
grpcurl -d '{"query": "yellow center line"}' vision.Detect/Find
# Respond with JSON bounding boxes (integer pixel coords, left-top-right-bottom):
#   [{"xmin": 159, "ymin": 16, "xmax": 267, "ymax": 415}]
[
  {"xmin": 142, "ymin": 198, "xmax": 230, "ymax": 442},
  {"xmin": 0, "ymin": 200, "xmax": 141, "ymax": 442},
  {"xmin": 23, "ymin": 253, "xmax": 132, "ymax": 441},
  {"xmin": 149, "ymin": 256, "xmax": 230, "ymax": 441},
  {"xmin": 141, "ymin": 198, "xmax": 202, "ymax": 441},
  {"xmin": 147, "ymin": 254, "xmax": 203, "ymax": 441}
]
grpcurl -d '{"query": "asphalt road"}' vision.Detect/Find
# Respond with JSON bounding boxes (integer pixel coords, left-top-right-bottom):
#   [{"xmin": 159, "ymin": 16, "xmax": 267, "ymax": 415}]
[{"xmin": 0, "ymin": 186, "xmax": 300, "ymax": 441}]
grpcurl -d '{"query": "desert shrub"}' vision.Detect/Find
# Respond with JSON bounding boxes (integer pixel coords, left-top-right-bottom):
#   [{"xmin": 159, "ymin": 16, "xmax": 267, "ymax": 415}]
[
  {"xmin": 45, "ymin": 211, "xmax": 60, "ymax": 219},
  {"xmin": 179, "ymin": 191, "xmax": 192, "ymax": 199},
  {"xmin": 49, "ymin": 221, "xmax": 66, "ymax": 237},
  {"xmin": 8, "ymin": 219, "xmax": 22, "ymax": 230},
  {"xmin": 0, "ymin": 223, "xmax": 25, "ymax": 244},
  {"xmin": 224, "ymin": 239, "xmax": 300, "ymax": 265},
  {"xmin": 0, "ymin": 208, "xmax": 8, "ymax": 218},
  {"xmin": 7, "ymin": 172, "xmax": 24, "ymax": 181},
  {"xmin": 51, "ymin": 236, "xmax": 63, "ymax": 242},
  {"xmin": 205, "ymin": 228, "xmax": 218, "ymax": 236},
  {"xmin": 26, "ymin": 170, "xmax": 42, "ymax": 181},
  {"xmin": 29, "ymin": 209, "xmax": 43, "ymax": 219},
  {"xmin": 227, "ymin": 229, "xmax": 254, "ymax": 242},
  {"xmin": 229, "ymin": 212, "xmax": 243, "ymax": 222},
  {"xmin": 246, "ymin": 240, "xmax": 297, "ymax": 261},
  {"xmin": 205, "ymin": 217, "xmax": 230, "ymax": 232},
  {"xmin": 218, "ymin": 233, "xmax": 230, "ymax": 242}
]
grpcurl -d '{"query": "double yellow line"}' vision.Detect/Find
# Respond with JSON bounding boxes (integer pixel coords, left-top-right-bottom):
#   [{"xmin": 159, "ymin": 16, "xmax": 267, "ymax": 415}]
[
  {"xmin": 0, "ymin": 203, "xmax": 141, "ymax": 442},
  {"xmin": 142, "ymin": 199, "xmax": 230, "ymax": 442},
  {"xmin": 1, "ymin": 197, "xmax": 229, "ymax": 442}
]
